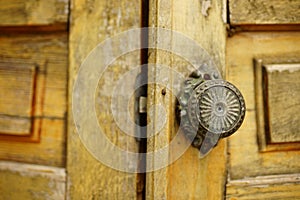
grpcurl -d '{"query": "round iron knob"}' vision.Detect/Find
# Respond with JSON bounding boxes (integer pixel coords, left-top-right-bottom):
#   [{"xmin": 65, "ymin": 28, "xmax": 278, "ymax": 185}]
[{"xmin": 177, "ymin": 70, "xmax": 246, "ymax": 156}]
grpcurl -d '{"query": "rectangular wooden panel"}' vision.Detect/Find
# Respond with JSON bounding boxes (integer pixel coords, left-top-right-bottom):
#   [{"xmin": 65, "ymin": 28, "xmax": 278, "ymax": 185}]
[
  {"xmin": 265, "ymin": 64, "xmax": 300, "ymax": 143},
  {"xmin": 0, "ymin": 32, "xmax": 67, "ymax": 167},
  {"xmin": 0, "ymin": 0, "xmax": 69, "ymax": 26},
  {"xmin": 0, "ymin": 119, "xmax": 66, "ymax": 167},
  {"xmin": 254, "ymin": 59, "xmax": 300, "ymax": 152},
  {"xmin": 0, "ymin": 161, "xmax": 66, "ymax": 200},
  {"xmin": 0, "ymin": 33, "xmax": 67, "ymax": 119},
  {"xmin": 227, "ymin": 32, "xmax": 300, "ymax": 180},
  {"xmin": 0, "ymin": 64, "xmax": 36, "ymax": 135},
  {"xmin": 226, "ymin": 174, "xmax": 300, "ymax": 200},
  {"xmin": 229, "ymin": 0, "xmax": 300, "ymax": 25}
]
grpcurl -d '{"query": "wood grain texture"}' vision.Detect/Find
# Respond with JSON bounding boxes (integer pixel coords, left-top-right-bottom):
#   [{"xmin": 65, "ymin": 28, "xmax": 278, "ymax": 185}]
[
  {"xmin": 265, "ymin": 64, "xmax": 300, "ymax": 143},
  {"xmin": 0, "ymin": 161, "xmax": 66, "ymax": 200},
  {"xmin": 226, "ymin": 174, "xmax": 300, "ymax": 200},
  {"xmin": 0, "ymin": 64, "xmax": 35, "ymax": 117},
  {"xmin": 0, "ymin": 32, "xmax": 68, "ymax": 166},
  {"xmin": 0, "ymin": 64, "xmax": 36, "ymax": 135},
  {"xmin": 226, "ymin": 32, "xmax": 300, "ymax": 180},
  {"xmin": 0, "ymin": 0, "xmax": 69, "ymax": 26},
  {"xmin": 254, "ymin": 58, "xmax": 300, "ymax": 152},
  {"xmin": 67, "ymin": 0, "xmax": 141, "ymax": 199},
  {"xmin": 229, "ymin": 0, "xmax": 300, "ymax": 25},
  {"xmin": 0, "ymin": 119, "xmax": 66, "ymax": 167},
  {"xmin": 0, "ymin": 33, "xmax": 68, "ymax": 118},
  {"xmin": 146, "ymin": 0, "xmax": 227, "ymax": 199}
]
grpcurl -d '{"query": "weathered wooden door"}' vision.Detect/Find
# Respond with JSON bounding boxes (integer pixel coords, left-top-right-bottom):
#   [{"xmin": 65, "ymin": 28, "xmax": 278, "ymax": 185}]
[
  {"xmin": 145, "ymin": 0, "xmax": 300, "ymax": 199},
  {"xmin": 224, "ymin": 1, "xmax": 300, "ymax": 199},
  {"xmin": 0, "ymin": 0, "xmax": 144, "ymax": 199},
  {"xmin": 1, "ymin": 0, "xmax": 300, "ymax": 199},
  {"xmin": 0, "ymin": 0, "xmax": 69, "ymax": 199}
]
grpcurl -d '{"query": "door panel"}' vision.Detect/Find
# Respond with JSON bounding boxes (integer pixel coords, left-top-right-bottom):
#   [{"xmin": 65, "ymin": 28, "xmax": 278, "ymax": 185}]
[
  {"xmin": 226, "ymin": 32, "xmax": 300, "ymax": 198},
  {"xmin": 254, "ymin": 60, "xmax": 300, "ymax": 151},
  {"xmin": 263, "ymin": 64, "xmax": 300, "ymax": 143},
  {"xmin": 0, "ymin": 63, "xmax": 36, "ymax": 135},
  {"xmin": 227, "ymin": 32, "xmax": 300, "ymax": 179},
  {"xmin": 67, "ymin": 0, "xmax": 142, "ymax": 199},
  {"xmin": 0, "ymin": 0, "xmax": 69, "ymax": 199},
  {"xmin": 229, "ymin": 0, "xmax": 300, "ymax": 25},
  {"xmin": 0, "ymin": 0, "xmax": 69, "ymax": 26},
  {"xmin": 0, "ymin": 32, "xmax": 68, "ymax": 167},
  {"xmin": 226, "ymin": 173, "xmax": 300, "ymax": 200},
  {"xmin": 0, "ymin": 161, "xmax": 66, "ymax": 200}
]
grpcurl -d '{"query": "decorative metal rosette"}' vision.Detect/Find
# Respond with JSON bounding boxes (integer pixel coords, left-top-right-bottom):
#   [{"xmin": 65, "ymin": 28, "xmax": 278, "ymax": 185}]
[{"xmin": 177, "ymin": 69, "xmax": 246, "ymax": 150}]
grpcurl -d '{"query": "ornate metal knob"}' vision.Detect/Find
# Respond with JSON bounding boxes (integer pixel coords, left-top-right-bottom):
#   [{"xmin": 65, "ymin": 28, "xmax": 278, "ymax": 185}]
[{"xmin": 177, "ymin": 68, "xmax": 246, "ymax": 157}]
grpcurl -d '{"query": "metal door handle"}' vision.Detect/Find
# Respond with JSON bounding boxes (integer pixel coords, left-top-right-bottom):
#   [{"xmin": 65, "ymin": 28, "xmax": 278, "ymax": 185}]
[{"xmin": 177, "ymin": 66, "xmax": 246, "ymax": 157}]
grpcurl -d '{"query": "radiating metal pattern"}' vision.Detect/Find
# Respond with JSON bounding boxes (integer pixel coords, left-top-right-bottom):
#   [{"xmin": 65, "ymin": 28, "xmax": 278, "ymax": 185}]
[{"xmin": 198, "ymin": 85, "xmax": 241, "ymax": 134}]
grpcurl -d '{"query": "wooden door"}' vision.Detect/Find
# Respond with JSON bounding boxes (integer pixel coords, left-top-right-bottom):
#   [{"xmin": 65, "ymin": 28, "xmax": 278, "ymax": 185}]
[
  {"xmin": 67, "ymin": 0, "xmax": 144, "ymax": 199},
  {"xmin": 225, "ymin": 1, "xmax": 300, "ymax": 199},
  {"xmin": 0, "ymin": 0, "xmax": 144, "ymax": 199},
  {"xmin": 0, "ymin": 0, "xmax": 69, "ymax": 199},
  {"xmin": 146, "ymin": 0, "xmax": 228, "ymax": 199},
  {"xmin": 146, "ymin": 0, "xmax": 300, "ymax": 200},
  {"xmin": 1, "ymin": 0, "xmax": 300, "ymax": 199}
]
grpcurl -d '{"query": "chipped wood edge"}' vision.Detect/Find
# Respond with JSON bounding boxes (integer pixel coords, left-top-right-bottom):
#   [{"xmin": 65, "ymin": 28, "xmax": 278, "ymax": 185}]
[
  {"xmin": 0, "ymin": 161, "xmax": 66, "ymax": 181},
  {"xmin": 0, "ymin": 161, "xmax": 66, "ymax": 199},
  {"xmin": 227, "ymin": 173, "xmax": 300, "ymax": 187}
]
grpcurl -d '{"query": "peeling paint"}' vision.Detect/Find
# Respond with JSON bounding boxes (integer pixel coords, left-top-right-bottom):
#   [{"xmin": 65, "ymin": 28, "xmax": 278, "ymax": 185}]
[
  {"xmin": 201, "ymin": 0, "xmax": 211, "ymax": 17},
  {"xmin": 0, "ymin": 161, "xmax": 65, "ymax": 180},
  {"xmin": 0, "ymin": 161, "xmax": 66, "ymax": 200},
  {"xmin": 265, "ymin": 63, "xmax": 300, "ymax": 73}
]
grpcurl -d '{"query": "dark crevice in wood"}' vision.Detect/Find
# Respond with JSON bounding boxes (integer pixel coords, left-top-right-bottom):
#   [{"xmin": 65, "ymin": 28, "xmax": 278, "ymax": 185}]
[
  {"xmin": 0, "ymin": 23, "xmax": 68, "ymax": 34},
  {"xmin": 262, "ymin": 66, "xmax": 271, "ymax": 144},
  {"xmin": 137, "ymin": 0, "xmax": 149, "ymax": 200},
  {"xmin": 227, "ymin": 24, "xmax": 300, "ymax": 37}
]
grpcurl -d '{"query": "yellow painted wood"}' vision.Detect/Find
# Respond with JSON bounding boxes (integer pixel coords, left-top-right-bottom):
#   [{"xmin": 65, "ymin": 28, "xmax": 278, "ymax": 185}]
[
  {"xmin": 254, "ymin": 59, "xmax": 300, "ymax": 151},
  {"xmin": 226, "ymin": 174, "xmax": 300, "ymax": 200},
  {"xmin": 0, "ymin": 0, "xmax": 69, "ymax": 26},
  {"xmin": 146, "ymin": 0, "xmax": 227, "ymax": 199},
  {"xmin": 0, "ymin": 33, "xmax": 68, "ymax": 118},
  {"xmin": 67, "ymin": 0, "xmax": 141, "ymax": 199},
  {"xmin": 0, "ymin": 115, "xmax": 31, "ymax": 135},
  {"xmin": 0, "ymin": 64, "xmax": 36, "ymax": 135},
  {"xmin": 265, "ymin": 64, "xmax": 300, "ymax": 143},
  {"xmin": 0, "ymin": 161, "xmax": 66, "ymax": 200},
  {"xmin": 0, "ymin": 119, "xmax": 66, "ymax": 167},
  {"xmin": 229, "ymin": 0, "xmax": 300, "ymax": 25},
  {"xmin": 0, "ymin": 64, "xmax": 35, "ymax": 117},
  {"xmin": 226, "ymin": 32, "xmax": 300, "ymax": 180},
  {"xmin": 0, "ymin": 32, "xmax": 68, "ymax": 167}
]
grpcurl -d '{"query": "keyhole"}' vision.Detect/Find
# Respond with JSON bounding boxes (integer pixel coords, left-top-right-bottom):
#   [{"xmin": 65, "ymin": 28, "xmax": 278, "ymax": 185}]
[
  {"xmin": 215, "ymin": 102, "xmax": 226, "ymax": 116},
  {"xmin": 217, "ymin": 106, "xmax": 223, "ymax": 112}
]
